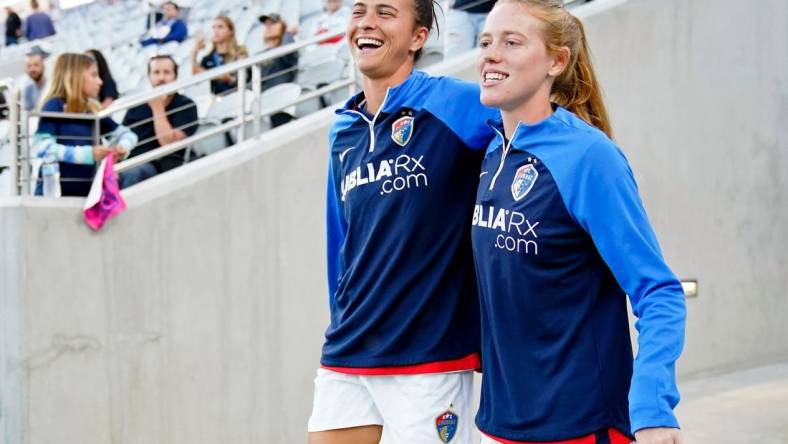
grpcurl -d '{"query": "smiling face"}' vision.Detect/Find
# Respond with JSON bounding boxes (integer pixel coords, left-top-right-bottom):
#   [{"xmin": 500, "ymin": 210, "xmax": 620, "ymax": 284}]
[
  {"xmin": 81, "ymin": 62, "xmax": 103, "ymax": 99},
  {"xmin": 347, "ymin": 0, "xmax": 428, "ymax": 81},
  {"xmin": 477, "ymin": 2, "xmax": 568, "ymax": 112}
]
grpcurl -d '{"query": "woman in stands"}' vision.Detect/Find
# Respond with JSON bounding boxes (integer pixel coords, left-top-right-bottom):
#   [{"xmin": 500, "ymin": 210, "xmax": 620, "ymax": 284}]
[
  {"xmin": 34, "ymin": 53, "xmax": 137, "ymax": 197},
  {"xmin": 192, "ymin": 15, "xmax": 248, "ymax": 96},
  {"xmin": 86, "ymin": 49, "xmax": 120, "ymax": 109},
  {"xmin": 471, "ymin": 1, "xmax": 686, "ymax": 443},
  {"xmin": 308, "ymin": 1, "xmax": 497, "ymax": 443}
]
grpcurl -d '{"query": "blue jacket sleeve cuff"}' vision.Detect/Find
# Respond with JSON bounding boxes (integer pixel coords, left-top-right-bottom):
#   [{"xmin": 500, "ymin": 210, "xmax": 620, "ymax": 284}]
[{"xmin": 630, "ymin": 406, "xmax": 680, "ymax": 434}]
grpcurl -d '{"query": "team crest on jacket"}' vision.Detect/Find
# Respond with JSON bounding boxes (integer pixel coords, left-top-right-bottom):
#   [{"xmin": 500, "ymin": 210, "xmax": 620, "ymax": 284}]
[
  {"xmin": 435, "ymin": 410, "xmax": 458, "ymax": 443},
  {"xmin": 511, "ymin": 164, "xmax": 538, "ymax": 201},
  {"xmin": 391, "ymin": 116, "xmax": 414, "ymax": 147}
]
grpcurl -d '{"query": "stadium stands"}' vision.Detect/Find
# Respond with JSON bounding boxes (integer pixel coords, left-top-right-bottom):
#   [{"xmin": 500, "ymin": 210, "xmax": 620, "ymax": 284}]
[{"xmin": 0, "ymin": 0, "xmax": 592, "ymax": 196}]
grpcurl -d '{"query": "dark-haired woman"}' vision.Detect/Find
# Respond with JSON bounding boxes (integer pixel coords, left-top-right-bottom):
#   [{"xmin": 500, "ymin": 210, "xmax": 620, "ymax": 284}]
[
  {"xmin": 472, "ymin": 1, "xmax": 686, "ymax": 443},
  {"xmin": 86, "ymin": 49, "xmax": 119, "ymax": 109},
  {"xmin": 307, "ymin": 0, "xmax": 498, "ymax": 443}
]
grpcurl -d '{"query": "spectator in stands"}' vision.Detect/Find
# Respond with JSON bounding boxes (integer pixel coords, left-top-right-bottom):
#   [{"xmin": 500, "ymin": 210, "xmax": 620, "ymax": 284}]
[
  {"xmin": 47, "ymin": 0, "xmax": 62, "ymax": 24},
  {"xmin": 21, "ymin": 46, "xmax": 48, "ymax": 111},
  {"xmin": 86, "ymin": 49, "xmax": 119, "ymax": 109},
  {"xmin": 191, "ymin": 16, "xmax": 248, "ymax": 96},
  {"xmin": 0, "ymin": 91, "xmax": 8, "ymax": 120},
  {"xmin": 258, "ymin": 13, "xmax": 299, "ymax": 127},
  {"xmin": 258, "ymin": 14, "xmax": 299, "ymax": 91},
  {"xmin": 307, "ymin": 0, "xmax": 349, "ymax": 45},
  {"xmin": 444, "ymin": 0, "xmax": 495, "ymax": 58},
  {"xmin": 140, "ymin": 1, "xmax": 187, "ymax": 47},
  {"xmin": 24, "ymin": 0, "xmax": 56, "ymax": 41},
  {"xmin": 120, "ymin": 55, "xmax": 198, "ymax": 188},
  {"xmin": 5, "ymin": 7, "xmax": 22, "ymax": 46},
  {"xmin": 33, "ymin": 53, "xmax": 137, "ymax": 196}
]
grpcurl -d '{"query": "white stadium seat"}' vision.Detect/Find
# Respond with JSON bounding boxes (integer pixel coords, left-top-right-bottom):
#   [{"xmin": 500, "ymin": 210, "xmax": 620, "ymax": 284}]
[
  {"xmin": 260, "ymin": 82, "xmax": 302, "ymax": 116},
  {"xmin": 205, "ymin": 89, "xmax": 253, "ymax": 120}
]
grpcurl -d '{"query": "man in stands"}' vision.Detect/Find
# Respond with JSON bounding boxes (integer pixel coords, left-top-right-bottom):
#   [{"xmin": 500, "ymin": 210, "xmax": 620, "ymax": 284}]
[
  {"xmin": 21, "ymin": 46, "xmax": 48, "ymax": 111},
  {"xmin": 444, "ymin": 0, "xmax": 494, "ymax": 58},
  {"xmin": 0, "ymin": 90, "xmax": 8, "ymax": 120},
  {"xmin": 24, "ymin": 0, "xmax": 55, "ymax": 41},
  {"xmin": 257, "ymin": 13, "xmax": 299, "ymax": 127},
  {"xmin": 5, "ymin": 7, "xmax": 23, "ymax": 46},
  {"xmin": 307, "ymin": 0, "xmax": 349, "ymax": 45},
  {"xmin": 140, "ymin": 1, "xmax": 187, "ymax": 47},
  {"xmin": 119, "ymin": 55, "xmax": 199, "ymax": 188},
  {"xmin": 258, "ymin": 13, "xmax": 299, "ymax": 90}
]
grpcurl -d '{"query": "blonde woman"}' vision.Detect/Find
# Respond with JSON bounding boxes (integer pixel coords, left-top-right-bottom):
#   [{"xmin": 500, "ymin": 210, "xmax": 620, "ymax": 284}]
[
  {"xmin": 34, "ymin": 53, "xmax": 137, "ymax": 197},
  {"xmin": 192, "ymin": 16, "xmax": 248, "ymax": 95},
  {"xmin": 472, "ymin": 1, "xmax": 686, "ymax": 443}
]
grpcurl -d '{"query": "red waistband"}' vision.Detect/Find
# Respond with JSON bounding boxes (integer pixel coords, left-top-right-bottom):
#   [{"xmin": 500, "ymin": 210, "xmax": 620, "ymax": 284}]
[
  {"xmin": 321, "ymin": 352, "xmax": 480, "ymax": 376},
  {"xmin": 482, "ymin": 428, "xmax": 631, "ymax": 444}
]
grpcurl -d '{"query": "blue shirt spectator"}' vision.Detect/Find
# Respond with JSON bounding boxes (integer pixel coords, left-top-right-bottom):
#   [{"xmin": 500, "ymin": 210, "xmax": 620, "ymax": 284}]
[
  {"xmin": 24, "ymin": 0, "xmax": 55, "ymax": 41},
  {"xmin": 35, "ymin": 97, "xmax": 136, "ymax": 196},
  {"xmin": 140, "ymin": 1, "xmax": 187, "ymax": 47},
  {"xmin": 21, "ymin": 48, "xmax": 48, "ymax": 111}
]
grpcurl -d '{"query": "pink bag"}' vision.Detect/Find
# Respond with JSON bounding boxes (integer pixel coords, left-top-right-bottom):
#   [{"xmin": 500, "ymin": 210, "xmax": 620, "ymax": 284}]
[{"xmin": 83, "ymin": 154, "xmax": 126, "ymax": 231}]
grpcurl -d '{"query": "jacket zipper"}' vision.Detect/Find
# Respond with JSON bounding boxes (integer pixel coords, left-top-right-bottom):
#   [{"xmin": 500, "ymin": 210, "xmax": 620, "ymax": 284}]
[
  {"xmin": 488, "ymin": 124, "xmax": 520, "ymax": 190},
  {"xmin": 344, "ymin": 88, "xmax": 391, "ymax": 154}
]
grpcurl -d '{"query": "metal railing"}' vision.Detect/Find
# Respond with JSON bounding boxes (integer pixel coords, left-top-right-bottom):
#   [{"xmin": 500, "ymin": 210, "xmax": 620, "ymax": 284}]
[
  {"xmin": 1, "ymin": 78, "xmax": 21, "ymax": 196},
  {"xmin": 5, "ymin": 28, "xmax": 354, "ymax": 196},
  {"xmin": 2, "ymin": 0, "xmax": 590, "ymax": 197}
]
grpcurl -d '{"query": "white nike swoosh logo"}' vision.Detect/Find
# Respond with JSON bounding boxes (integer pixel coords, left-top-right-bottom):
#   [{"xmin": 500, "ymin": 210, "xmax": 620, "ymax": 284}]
[{"xmin": 339, "ymin": 147, "xmax": 357, "ymax": 162}]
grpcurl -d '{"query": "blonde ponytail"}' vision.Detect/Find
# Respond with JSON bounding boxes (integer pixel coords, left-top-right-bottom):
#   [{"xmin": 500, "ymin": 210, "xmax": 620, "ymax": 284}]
[
  {"xmin": 497, "ymin": 0, "xmax": 613, "ymax": 139},
  {"xmin": 551, "ymin": 15, "xmax": 612, "ymax": 138}
]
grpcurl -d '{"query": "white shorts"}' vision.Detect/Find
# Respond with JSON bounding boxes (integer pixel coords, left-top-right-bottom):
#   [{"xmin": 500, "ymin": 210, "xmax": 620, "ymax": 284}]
[
  {"xmin": 479, "ymin": 434, "xmax": 502, "ymax": 443},
  {"xmin": 308, "ymin": 368, "xmax": 475, "ymax": 444}
]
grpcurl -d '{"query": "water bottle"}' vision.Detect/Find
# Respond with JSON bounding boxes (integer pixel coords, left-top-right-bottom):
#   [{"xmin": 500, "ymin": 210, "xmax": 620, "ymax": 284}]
[{"xmin": 41, "ymin": 159, "xmax": 62, "ymax": 198}]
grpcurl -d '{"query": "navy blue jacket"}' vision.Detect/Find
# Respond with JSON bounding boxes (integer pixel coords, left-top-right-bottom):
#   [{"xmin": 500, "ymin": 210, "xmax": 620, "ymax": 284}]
[
  {"xmin": 323, "ymin": 71, "xmax": 498, "ymax": 371},
  {"xmin": 36, "ymin": 98, "xmax": 119, "ymax": 196},
  {"xmin": 472, "ymin": 107, "xmax": 686, "ymax": 440}
]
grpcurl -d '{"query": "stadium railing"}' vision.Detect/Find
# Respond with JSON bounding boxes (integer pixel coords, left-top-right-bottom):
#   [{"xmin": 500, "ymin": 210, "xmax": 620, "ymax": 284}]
[
  {"xmin": 5, "ymin": 29, "xmax": 353, "ymax": 196},
  {"xmin": 1, "ymin": 78, "xmax": 21, "ymax": 196},
  {"xmin": 2, "ymin": 0, "xmax": 591, "ymax": 197}
]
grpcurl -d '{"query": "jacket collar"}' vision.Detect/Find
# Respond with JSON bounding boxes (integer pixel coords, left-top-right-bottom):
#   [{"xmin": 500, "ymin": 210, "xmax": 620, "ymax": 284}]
[
  {"xmin": 336, "ymin": 70, "xmax": 429, "ymax": 119},
  {"xmin": 486, "ymin": 105, "xmax": 572, "ymax": 151}
]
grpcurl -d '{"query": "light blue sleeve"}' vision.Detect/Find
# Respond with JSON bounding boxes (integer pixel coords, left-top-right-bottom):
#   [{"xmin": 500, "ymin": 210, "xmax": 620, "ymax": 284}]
[
  {"xmin": 22, "ymin": 84, "xmax": 35, "ymax": 111},
  {"xmin": 423, "ymin": 77, "xmax": 499, "ymax": 150},
  {"xmin": 105, "ymin": 124, "xmax": 139, "ymax": 159},
  {"xmin": 325, "ymin": 117, "xmax": 351, "ymax": 305},
  {"xmin": 33, "ymin": 132, "xmax": 95, "ymax": 164},
  {"xmin": 554, "ymin": 139, "xmax": 687, "ymax": 434}
]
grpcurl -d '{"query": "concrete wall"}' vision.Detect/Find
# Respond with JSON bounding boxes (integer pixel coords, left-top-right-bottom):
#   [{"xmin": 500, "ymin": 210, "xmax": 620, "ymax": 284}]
[
  {"xmin": 576, "ymin": 0, "xmax": 788, "ymax": 374},
  {"xmin": 1, "ymin": 0, "xmax": 786, "ymax": 442},
  {"xmin": 1, "ymin": 113, "xmax": 336, "ymax": 443}
]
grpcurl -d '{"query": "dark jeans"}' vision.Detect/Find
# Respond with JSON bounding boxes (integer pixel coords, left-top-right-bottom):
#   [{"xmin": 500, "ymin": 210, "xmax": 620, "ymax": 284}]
[
  {"xmin": 119, "ymin": 162, "xmax": 158, "ymax": 189},
  {"xmin": 5, "ymin": 35, "xmax": 18, "ymax": 46}
]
